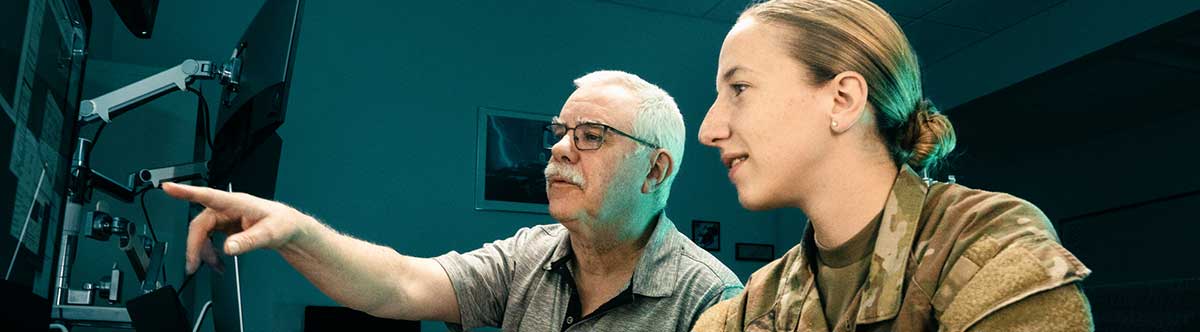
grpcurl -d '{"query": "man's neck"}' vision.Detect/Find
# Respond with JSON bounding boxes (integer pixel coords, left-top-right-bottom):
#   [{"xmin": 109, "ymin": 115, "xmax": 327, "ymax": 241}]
[
  {"xmin": 569, "ymin": 212, "xmax": 659, "ymax": 277},
  {"xmin": 567, "ymin": 210, "xmax": 661, "ymax": 317}
]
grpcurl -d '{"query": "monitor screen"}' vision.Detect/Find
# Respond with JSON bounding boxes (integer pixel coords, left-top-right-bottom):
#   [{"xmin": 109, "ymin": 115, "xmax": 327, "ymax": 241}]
[
  {"xmin": 208, "ymin": 1, "xmax": 303, "ymax": 331},
  {"xmin": 1, "ymin": 0, "xmax": 87, "ymax": 298},
  {"xmin": 210, "ymin": 231, "xmax": 246, "ymax": 332},
  {"xmin": 209, "ymin": 0, "xmax": 303, "ymax": 188}
]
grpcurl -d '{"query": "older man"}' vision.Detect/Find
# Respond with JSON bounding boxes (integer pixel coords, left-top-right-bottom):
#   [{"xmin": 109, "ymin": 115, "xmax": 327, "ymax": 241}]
[{"xmin": 163, "ymin": 70, "xmax": 743, "ymax": 331}]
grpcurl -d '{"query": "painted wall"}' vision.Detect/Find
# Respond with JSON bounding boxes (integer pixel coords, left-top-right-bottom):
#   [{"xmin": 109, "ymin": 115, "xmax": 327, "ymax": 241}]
[
  {"xmin": 75, "ymin": 0, "xmax": 1199, "ymax": 331},
  {"xmin": 83, "ymin": 1, "xmax": 776, "ymax": 331}
]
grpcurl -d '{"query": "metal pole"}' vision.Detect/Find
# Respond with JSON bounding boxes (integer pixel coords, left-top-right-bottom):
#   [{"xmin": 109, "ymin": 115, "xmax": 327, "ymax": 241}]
[{"xmin": 54, "ymin": 138, "xmax": 92, "ymax": 306}]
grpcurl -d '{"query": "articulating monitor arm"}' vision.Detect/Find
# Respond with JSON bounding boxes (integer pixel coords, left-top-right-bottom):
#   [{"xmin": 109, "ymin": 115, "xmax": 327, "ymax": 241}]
[
  {"xmin": 78, "ymin": 59, "xmax": 214, "ymax": 125},
  {"xmin": 76, "ymin": 56, "xmax": 242, "ymax": 125}
]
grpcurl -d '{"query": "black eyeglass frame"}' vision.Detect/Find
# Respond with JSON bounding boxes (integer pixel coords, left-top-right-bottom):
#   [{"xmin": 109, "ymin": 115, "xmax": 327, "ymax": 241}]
[{"xmin": 543, "ymin": 122, "xmax": 660, "ymax": 151}]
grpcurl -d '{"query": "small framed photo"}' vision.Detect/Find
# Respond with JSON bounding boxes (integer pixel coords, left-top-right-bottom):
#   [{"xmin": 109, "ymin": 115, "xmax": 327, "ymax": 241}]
[
  {"xmin": 691, "ymin": 220, "xmax": 720, "ymax": 251},
  {"xmin": 735, "ymin": 243, "xmax": 775, "ymax": 262},
  {"xmin": 474, "ymin": 107, "xmax": 554, "ymax": 214}
]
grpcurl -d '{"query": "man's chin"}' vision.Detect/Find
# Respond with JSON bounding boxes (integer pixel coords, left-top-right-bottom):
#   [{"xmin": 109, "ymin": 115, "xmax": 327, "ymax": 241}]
[
  {"xmin": 548, "ymin": 204, "xmax": 574, "ymax": 221},
  {"xmin": 548, "ymin": 201, "xmax": 586, "ymax": 222}
]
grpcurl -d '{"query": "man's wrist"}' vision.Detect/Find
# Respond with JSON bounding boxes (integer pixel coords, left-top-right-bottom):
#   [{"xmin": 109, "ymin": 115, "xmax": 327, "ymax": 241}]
[{"xmin": 280, "ymin": 214, "xmax": 321, "ymax": 255}]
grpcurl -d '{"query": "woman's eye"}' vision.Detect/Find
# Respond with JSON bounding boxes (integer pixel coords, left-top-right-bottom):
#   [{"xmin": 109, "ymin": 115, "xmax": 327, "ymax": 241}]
[{"xmin": 731, "ymin": 84, "xmax": 748, "ymax": 95}]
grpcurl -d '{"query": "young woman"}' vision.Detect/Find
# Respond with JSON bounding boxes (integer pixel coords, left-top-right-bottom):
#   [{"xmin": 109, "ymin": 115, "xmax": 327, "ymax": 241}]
[{"xmin": 693, "ymin": 1, "xmax": 1092, "ymax": 331}]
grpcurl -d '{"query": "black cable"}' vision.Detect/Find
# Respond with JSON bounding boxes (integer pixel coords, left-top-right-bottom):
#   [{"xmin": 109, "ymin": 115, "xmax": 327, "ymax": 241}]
[
  {"xmin": 84, "ymin": 122, "xmax": 107, "ymax": 165},
  {"xmin": 91, "ymin": 122, "xmax": 107, "ymax": 144},
  {"xmin": 134, "ymin": 188, "xmax": 170, "ymax": 286},
  {"xmin": 139, "ymin": 189, "xmax": 159, "ymax": 243},
  {"xmin": 191, "ymin": 87, "xmax": 211, "ymax": 148},
  {"xmin": 141, "ymin": 189, "xmax": 165, "ymax": 293},
  {"xmin": 179, "ymin": 87, "xmax": 212, "ymax": 289},
  {"xmin": 177, "ymin": 271, "xmax": 196, "ymax": 299},
  {"xmin": 187, "ymin": 87, "xmax": 214, "ymax": 151}
]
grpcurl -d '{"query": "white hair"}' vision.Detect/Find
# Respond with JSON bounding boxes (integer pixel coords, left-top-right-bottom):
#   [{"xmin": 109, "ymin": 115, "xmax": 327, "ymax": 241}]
[{"xmin": 573, "ymin": 70, "xmax": 686, "ymax": 209}]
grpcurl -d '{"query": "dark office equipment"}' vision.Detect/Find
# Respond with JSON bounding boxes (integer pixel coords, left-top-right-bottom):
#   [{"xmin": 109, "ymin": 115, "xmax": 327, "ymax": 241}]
[
  {"xmin": 126, "ymin": 286, "xmax": 190, "ymax": 331},
  {"xmin": 304, "ymin": 306, "xmax": 421, "ymax": 332},
  {"xmin": 0, "ymin": 279, "xmax": 51, "ymax": 332},
  {"xmin": 108, "ymin": 0, "xmax": 159, "ymax": 38},
  {"xmin": 44, "ymin": 0, "xmax": 303, "ymax": 330}
]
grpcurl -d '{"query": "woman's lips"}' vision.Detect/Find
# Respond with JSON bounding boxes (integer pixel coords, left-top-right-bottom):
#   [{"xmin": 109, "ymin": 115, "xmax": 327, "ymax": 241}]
[{"xmin": 728, "ymin": 156, "xmax": 747, "ymax": 181}]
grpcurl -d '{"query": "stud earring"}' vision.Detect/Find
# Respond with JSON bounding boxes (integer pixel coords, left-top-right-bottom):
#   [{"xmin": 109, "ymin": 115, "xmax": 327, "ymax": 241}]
[{"xmin": 831, "ymin": 120, "xmax": 838, "ymax": 129}]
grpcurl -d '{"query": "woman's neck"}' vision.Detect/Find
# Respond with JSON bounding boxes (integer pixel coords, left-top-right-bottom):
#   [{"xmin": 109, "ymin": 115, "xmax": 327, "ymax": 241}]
[{"xmin": 796, "ymin": 150, "xmax": 898, "ymax": 249}]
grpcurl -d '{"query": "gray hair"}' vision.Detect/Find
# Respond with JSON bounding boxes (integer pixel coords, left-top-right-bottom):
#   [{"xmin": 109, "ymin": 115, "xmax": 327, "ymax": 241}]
[{"xmin": 573, "ymin": 70, "xmax": 685, "ymax": 209}]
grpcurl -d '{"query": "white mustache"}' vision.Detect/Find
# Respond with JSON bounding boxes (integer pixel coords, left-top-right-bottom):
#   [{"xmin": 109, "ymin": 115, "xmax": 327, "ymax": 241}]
[{"xmin": 544, "ymin": 162, "xmax": 586, "ymax": 188}]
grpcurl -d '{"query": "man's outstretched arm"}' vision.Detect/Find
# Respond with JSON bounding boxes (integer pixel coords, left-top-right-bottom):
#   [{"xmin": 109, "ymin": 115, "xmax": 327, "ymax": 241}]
[{"xmin": 163, "ymin": 182, "xmax": 460, "ymax": 322}]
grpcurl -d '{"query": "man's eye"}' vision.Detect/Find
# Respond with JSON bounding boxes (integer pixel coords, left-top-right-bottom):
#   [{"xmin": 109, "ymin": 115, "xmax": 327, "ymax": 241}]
[{"xmin": 584, "ymin": 133, "xmax": 603, "ymax": 142}]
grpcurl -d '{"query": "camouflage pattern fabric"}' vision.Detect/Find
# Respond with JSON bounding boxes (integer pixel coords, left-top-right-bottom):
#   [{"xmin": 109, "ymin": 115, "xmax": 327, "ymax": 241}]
[{"xmin": 694, "ymin": 165, "xmax": 1093, "ymax": 332}]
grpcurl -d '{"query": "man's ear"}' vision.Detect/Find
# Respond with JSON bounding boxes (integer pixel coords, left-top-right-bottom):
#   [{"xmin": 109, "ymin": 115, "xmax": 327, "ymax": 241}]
[
  {"xmin": 829, "ymin": 71, "xmax": 869, "ymax": 134},
  {"xmin": 642, "ymin": 149, "xmax": 674, "ymax": 194}
]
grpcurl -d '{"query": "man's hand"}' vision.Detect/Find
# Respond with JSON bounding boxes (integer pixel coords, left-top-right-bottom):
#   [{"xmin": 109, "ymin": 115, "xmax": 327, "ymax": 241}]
[
  {"xmin": 162, "ymin": 182, "xmax": 312, "ymax": 275},
  {"xmin": 162, "ymin": 182, "xmax": 460, "ymax": 322}
]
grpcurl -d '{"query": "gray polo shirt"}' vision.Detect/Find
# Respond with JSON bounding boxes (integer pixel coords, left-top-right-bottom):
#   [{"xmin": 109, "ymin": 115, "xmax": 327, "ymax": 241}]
[{"xmin": 434, "ymin": 214, "xmax": 743, "ymax": 331}]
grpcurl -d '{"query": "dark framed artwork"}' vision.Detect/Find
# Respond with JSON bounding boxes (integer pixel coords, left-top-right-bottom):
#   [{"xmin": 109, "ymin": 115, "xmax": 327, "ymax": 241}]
[
  {"xmin": 474, "ymin": 107, "xmax": 554, "ymax": 214},
  {"xmin": 735, "ymin": 243, "xmax": 775, "ymax": 262},
  {"xmin": 691, "ymin": 220, "xmax": 720, "ymax": 251}
]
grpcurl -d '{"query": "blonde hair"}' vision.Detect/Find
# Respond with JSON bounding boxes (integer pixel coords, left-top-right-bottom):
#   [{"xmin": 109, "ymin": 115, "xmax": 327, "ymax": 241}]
[{"xmin": 743, "ymin": 0, "xmax": 956, "ymax": 172}]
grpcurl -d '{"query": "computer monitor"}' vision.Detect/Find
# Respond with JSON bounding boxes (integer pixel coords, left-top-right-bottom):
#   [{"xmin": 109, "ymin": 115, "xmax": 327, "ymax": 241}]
[
  {"xmin": 1, "ymin": 0, "xmax": 89, "ymax": 296},
  {"xmin": 207, "ymin": 1, "xmax": 304, "ymax": 331},
  {"xmin": 210, "ymin": 212, "xmax": 246, "ymax": 332},
  {"xmin": 208, "ymin": 0, "xmax": 304, "ymax": 192}
]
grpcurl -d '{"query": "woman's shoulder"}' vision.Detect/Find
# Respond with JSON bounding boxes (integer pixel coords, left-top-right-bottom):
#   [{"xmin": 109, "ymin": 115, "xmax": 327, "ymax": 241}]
[
  {"xmin": 915, "ymin": 182, "xmax": 1091, "ymax": 330},
  {"xmin": 917, "ymin": 181, "xmax": 1085, "ymax": 283},
  {"xmin": 922, "ymin": 182, "xmax": 1058, "ymax": 241}
]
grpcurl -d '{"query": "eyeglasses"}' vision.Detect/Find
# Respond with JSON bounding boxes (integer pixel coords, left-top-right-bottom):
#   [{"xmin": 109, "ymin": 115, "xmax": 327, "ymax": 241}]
[{"xmin": 543, "ymin": 122, "xmax": 660, "ymax": 151}]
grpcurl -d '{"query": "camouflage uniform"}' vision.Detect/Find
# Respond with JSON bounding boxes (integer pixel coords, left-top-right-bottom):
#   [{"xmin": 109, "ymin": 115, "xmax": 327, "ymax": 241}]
[{"xmin": 694, "ymin": 166, "xmax": 1093, "ymax": 332}]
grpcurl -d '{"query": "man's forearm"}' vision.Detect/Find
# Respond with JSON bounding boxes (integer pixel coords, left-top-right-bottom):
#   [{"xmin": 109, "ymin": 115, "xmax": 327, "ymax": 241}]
[
  {"xmin": 274, "ymin": 216, "xmax": 434, "ymax": 318},
  {"xmin": 163, "ymin": 182, "xmax": 457, "ymax": 320}
]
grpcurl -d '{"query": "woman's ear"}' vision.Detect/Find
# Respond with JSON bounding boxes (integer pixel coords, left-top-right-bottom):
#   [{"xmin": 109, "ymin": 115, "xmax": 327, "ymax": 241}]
[{"xmin": 829, "ymin": 71, "xmax": 869, "ymax": 134}]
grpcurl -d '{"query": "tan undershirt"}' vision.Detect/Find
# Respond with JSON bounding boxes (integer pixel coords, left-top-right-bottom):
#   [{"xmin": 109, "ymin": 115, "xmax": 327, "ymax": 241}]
[{"xmin": 814, "ymin": 212, "xmax": 882, "ymax": 329}]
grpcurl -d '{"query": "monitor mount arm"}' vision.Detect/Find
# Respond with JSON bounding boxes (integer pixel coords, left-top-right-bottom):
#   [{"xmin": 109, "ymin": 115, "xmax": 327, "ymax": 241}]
[
  {"xmin": 77, "ymin": 51, "xmax": 242, "ymax": 125},
  {"xmin": 51, "ymin": 51, "xmax": 240, "ymax": 325}
]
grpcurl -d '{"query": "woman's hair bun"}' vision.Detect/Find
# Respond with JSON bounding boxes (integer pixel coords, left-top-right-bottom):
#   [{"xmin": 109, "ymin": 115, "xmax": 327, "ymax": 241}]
[{"xmin": 899, "ymin": 98, "xmax": 956, "ymax": 171}]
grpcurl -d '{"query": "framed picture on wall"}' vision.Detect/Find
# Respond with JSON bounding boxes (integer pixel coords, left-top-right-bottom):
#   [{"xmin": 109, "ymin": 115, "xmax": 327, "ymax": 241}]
[
  {"xmin": 691, "ymin": 220, "xmax": 720, "ymax": 251},
  {"xmin": 474, "ymin": 107, "xmax": 554, "ymax": 214},
  {"xmin": 735, "ymin": 243, "xmax": 775, "ymax": 262}
]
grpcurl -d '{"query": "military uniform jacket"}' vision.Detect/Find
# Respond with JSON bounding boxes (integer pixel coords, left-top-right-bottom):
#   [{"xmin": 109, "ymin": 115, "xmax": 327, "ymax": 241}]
[{"xmin": 695, "ymin": 166, "xmax": 1093, "ymax": 332}]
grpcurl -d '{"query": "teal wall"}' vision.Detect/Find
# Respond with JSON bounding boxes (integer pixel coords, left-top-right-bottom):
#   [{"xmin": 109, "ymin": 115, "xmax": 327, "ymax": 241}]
[
  {"xmin": 74, "ymin": 0, "xmax": 1199, "ymax": 331},
  {"xmin": 85, "ymin": 1, "xmax": 778, "ymax": 331},
  {"xmin": 258, "ymin": 1, "xmax": 777, "ymax": 331}
]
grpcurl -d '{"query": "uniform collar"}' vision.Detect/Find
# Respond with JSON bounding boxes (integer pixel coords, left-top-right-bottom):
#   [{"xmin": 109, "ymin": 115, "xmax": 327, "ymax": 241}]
[
  {"xmin": 794, "ymin": 165, "xmax": 931, "ymax": 325},
  {"xmin": 854, "ymin": 164, "xmax": 930, "ymax": 324}
]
